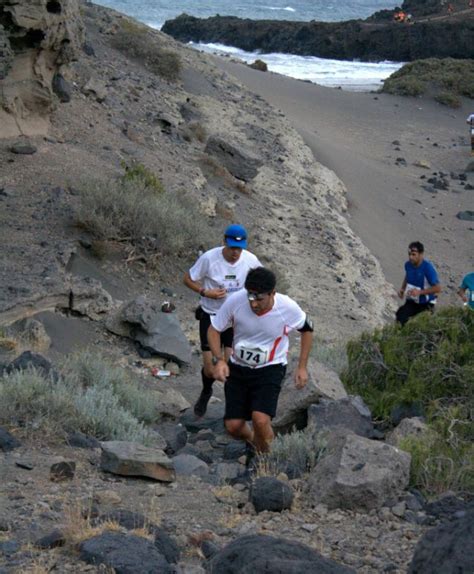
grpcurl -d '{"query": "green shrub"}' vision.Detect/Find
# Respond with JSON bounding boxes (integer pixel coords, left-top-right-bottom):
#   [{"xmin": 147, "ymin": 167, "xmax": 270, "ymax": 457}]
[
  {"xmin": 121, "ymin": 161, "xmax": 164, "ymax": 193},
  {"xmin": 342, "ymin": 308, "xmax": 473, "ymax": 419},
  {"xmin": 0, "ymin": 366, "xmax": 152, "ymax": 443},
  {"xmin": 383, "ymin": 74, "xmax": 425, "ymax": 97},
  {"xmin": 110, "ymin": 20, "xmax": 181, "ymax": 82},
  {"xmin": 342, "ymin": 307, "xmax": 474, "ymax": 495},
  {"xmin": 75, "ymin": 177, "xmax": 215, "ymax": 259},
  {"xmin": 62, "ymin": 351, "xmax": 160, "ymax": 425},
  {"xmin": 434, "ymin": 91, "xmax": 461, "ymax": 108},
  {"xmin": 399, "ymin": 403, "xmax": 474, "ymax": 495},
  {"xmin": 259, "ymin": 429, "xmax": 325, "ymax": 476},
  {"xmin": 382, "ymin": 58, "xmax": 474, "ymax": 104}
]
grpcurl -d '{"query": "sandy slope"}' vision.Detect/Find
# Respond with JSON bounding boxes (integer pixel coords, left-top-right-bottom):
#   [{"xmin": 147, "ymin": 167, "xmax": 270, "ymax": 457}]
[{"xmin": 213, "ymin": 59, "xmax": 473, "ymax": 303}]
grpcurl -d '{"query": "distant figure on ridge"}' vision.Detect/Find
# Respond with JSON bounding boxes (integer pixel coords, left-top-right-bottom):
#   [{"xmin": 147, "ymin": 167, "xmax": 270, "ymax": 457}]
[
  {"xmin": 466, "ymin": 113, "xmax": 474, "ymax": 156},
  {"xmin": 396, "ymin": 241, "xmax": 441, "ymax": 326},
  {"xmin": 208, "ymin": 267, "xmax": 313, "ymax": 456},
  {"xmin": 183, "ymin": 224, "xmax": 261, "ymax": 417},
  {"xmin": 458, "ymin": 272, "xmax": 474, "ymax": 309}
]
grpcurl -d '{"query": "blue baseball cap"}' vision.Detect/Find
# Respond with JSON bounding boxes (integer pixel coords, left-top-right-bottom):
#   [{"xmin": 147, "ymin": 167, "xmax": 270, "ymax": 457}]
[{"xmin": 224, "ymin": 224, "xmax": 247, "ymax": 248}]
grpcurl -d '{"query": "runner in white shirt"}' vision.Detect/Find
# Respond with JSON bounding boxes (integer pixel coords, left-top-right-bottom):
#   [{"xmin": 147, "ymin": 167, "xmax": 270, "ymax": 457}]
[
  {"xmin": 208, "ymin": 267, "xmax": 313, "ymax": 455},
  {"xmin": 467, "ymin": 113, "xmax": 474, "ymax": 156},
  {"xmin": 183, "ymin": 224, "xmax": 261, "ymax": 417}
]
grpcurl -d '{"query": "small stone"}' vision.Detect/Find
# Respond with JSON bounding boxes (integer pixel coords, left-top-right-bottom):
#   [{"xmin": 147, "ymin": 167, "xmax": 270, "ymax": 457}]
[
  {"xmin": 15, "ymin": 461, "xmax": 34, "ymax": 470},
  {"xmin": 456, "ymin": 210, "xmax": 474, "ymax": 221},
  {"xmin": 366, "ymin": 527, "xmax": 379, "ymax": 539},
  {"xmin": 301, "ymin": 523, "xmax": 317, "ymax": 533},
  {"xmin": 392, "ymin": 501, "xmax": 406, "ymax": 518},
  {"xmin": 94, "ymin": 490, "xmax": 122, "ymax": 505},
  {"xmin": 34, "ymin": 529, "xmax": 65, "ymax": 549},
  {"xmin": 10, "ymin": 142, "xmax": 37, "ymax": 155}
]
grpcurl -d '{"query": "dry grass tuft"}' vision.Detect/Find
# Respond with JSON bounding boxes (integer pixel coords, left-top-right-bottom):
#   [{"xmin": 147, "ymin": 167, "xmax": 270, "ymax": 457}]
[{"xmin": 0, "ymin": 336, "xmax": 18, "ymax": 352}]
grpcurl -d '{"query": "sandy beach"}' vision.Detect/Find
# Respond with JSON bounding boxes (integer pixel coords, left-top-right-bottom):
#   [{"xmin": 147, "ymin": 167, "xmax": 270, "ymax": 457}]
[{"xmin": 214, "ymin": 58, "xmax": 473, "ymax": 304}]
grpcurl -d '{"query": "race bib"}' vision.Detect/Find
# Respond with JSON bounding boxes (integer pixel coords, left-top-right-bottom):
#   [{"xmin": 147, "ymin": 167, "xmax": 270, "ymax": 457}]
[
  {"xmin": 405, "ymin": 283, "xmax": 420, "ymax": 303},
  {"xmin": 235, "ymin": 344, "xmax": 268, "ymax": 367}
]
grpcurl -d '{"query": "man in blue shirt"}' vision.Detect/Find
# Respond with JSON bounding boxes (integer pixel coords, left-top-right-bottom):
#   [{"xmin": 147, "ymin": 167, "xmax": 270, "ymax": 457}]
[
  {"xmin": 396, "ymin": 241, "xmax": 441, "ymax": 326},
  {"xmin": 458, "ymin": 272, "xmax": 474, "ymax": 309}
]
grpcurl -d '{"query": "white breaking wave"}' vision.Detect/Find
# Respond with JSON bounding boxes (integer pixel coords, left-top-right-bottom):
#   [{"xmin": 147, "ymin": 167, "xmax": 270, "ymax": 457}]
[
  {"xmin": 265, "ymin": 6, "xmax": 296, "ymax": 11},
  {"xmin": 191, "ymin": 42, "xmax": 403, "ymax": 91}
]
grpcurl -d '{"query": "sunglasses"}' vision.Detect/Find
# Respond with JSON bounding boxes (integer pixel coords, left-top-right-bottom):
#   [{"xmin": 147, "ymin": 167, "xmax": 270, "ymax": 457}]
[
  {"xmin": 247, "ymin": 291, "xmax": 269, "ymax": 301},
  {"xmin": 225, "ymin": 235, "xmax": 246, "ymax": 242}
]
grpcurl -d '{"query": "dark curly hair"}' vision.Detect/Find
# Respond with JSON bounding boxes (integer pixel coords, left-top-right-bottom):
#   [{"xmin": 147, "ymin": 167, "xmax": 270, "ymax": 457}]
[{"xmin": 245, "ymin": 267, "xmax": 276, "ymax": 293}]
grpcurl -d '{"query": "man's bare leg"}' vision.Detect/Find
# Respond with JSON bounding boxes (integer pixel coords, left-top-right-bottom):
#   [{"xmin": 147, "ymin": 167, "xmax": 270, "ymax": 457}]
[
  {"xmin": 225, "ymin": 418, "xmax": 254, "ymax": 444},
  {"xmin": 251, "ymin": 411, "xmax": 274, "ymax": 453}
]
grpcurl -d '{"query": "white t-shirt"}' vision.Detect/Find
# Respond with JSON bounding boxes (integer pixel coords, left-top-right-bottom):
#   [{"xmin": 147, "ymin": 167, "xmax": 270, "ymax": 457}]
[
  {"xmin": 189, "ymin": 247, "xmax": 261, "ymax": 314},
  {"xmin": 211, "ymin": 290, "xmax": 306, "ymax": 368}
]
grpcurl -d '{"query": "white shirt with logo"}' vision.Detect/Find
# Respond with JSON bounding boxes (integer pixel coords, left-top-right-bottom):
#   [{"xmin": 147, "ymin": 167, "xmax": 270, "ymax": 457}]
[
  {"xmin": 189, "ymin": 247, "xmax": 261, "ymax": 314},
  {"xmin": 211, "ymin": 290, "xmax": 306, "ymax": 368}
]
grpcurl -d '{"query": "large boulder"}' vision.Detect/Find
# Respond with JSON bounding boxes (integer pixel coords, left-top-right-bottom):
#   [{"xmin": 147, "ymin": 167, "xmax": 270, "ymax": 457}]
[
  {"xmin": 0, "ymin": 0, "xmax": 84, "ymax": 138},
  {"xmin": 250, "ymin": 477, "xmax": 294, "ymax": 513},
  {"xmin": 207, "ymin": 534, "xmax": 355, "ymax": 573},
  {"xmin": 79, "ymin": 531, "xmax": 173, "ymax": 573},
  {"xmin": 69, "ymin": 276, "xmax": 114, "ymax": 320},
  {"xmin": 273, "ymin": 358, "xmax": 347, "ymax": 433},
  {"xmin": 5, "ymin": 350, "xmax": 58, "ymax": 380},
  {"xmin": 0, "ymin": 427, "xmax": 21, "ymax": 452},
  {"xmin": 153, "ymin": 388, "xmax": 190, "ymax": 418},
  {"xmin": 96, "ymin": 510, "xmax": 180, "ymax": 564},
  {"xmin": 386, "ymin": 417, "xmax": 429, "ymax": 446},
  {"xmin": 308, "ymin": 431, "xmax": 411, "ymax": 511},
  {"xmin": 307, "ymin": 395, "xmax": 374, "ymax": 438},
  {"xmin": 100, "ymin": 441, "xmax": 175, "ymax": 482},
  {"xmin": 171, "ymin": 453, "xmax": 209, "ymax": 477},
  {"xmin": 106, "ymin": 296, "xmax": 192, "ymax": 365},
  {"xmin": 408, "ymin": 507, "xmax": 474, "ymax": 573},
  {"xmin": 204, "ymin": 136, "xmax": 263, "ymax": 182}
]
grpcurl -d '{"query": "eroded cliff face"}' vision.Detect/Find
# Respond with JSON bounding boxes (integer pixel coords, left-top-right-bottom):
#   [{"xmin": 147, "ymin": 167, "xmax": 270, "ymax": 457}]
[{"xmin": 0, "ymin": 0, "xmax": 83, "ymax": 137}]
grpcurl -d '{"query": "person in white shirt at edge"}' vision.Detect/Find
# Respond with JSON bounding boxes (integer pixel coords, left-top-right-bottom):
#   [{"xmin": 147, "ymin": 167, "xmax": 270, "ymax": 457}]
[
  {"xmin": 183, "ymin": 224, "xmax": 261, "ymax": 417},
  {"xmin": 467, "ymin": 113, "xmax": 474, "ymax": 156},
  {"xmin": 208, "ymin": 267, "xmax": 314, "ymax": 455}
]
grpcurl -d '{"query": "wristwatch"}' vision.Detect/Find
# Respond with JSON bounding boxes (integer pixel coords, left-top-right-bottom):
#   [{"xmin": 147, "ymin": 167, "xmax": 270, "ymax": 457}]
[{"xmin": 212, "ymin": 356, "xmax": 224, "ymax": 366}]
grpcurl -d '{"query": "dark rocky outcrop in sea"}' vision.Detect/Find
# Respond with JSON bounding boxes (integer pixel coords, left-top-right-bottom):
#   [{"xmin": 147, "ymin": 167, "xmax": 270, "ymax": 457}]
[{"xmin": 162, "ymin": 12, "xmax": 474, "ymax": 63}]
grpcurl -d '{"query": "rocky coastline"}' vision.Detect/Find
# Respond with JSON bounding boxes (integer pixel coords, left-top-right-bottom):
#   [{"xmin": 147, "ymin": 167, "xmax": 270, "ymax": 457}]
[{"xmin": 162, "ymin": 7, "xmax": 474, "ymax": 62}]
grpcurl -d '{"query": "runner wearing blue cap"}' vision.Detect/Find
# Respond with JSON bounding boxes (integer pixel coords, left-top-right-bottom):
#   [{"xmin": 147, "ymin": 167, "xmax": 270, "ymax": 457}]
[{"xmin": 184, "ymin": 224, "xmax": 261, "ymax": 417}]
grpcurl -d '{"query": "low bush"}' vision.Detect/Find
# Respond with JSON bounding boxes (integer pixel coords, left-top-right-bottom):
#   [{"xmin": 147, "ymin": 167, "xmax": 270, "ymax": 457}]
[
  {"xmin": 342, "ymin": 307, "xmax": 474, "ymax": 495},
  {"xmin": 110, "ymin": 19, "xmax": 181, "ymax": 82},
  {"xmin": 121, "ymin": 160, "xmax": 164, "ymax": 193},
  {"xmin": 399, "ymin": 403, "xmax": 474, "ymax": 496},
  {"xmin": 258, "ymin": 429, "xmax": 325, "ymax": 477},
  {"xmin": 0, "ymin": 351, "xmax": 164, "ymax": 443},
  {"xmin": 381, "ymin": 58, "xmax": 474, "ymax": 106},
  {"xmin": 75, "ymin": 176, "xmax": 214, "ymax": 260},
  {"xmin": 434, "ymin": 91, "xmax": 461, "ymax": 108}
]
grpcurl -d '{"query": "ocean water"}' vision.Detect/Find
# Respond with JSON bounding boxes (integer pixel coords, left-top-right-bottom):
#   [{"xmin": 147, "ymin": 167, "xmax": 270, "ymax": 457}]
[{"xmin": 95, "ymin": 0, "xmax": 404, "ymax": 90}]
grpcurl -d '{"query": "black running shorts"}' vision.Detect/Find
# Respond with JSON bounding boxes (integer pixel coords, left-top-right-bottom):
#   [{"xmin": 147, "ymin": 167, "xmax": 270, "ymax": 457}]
[
  {"xmin": 224, "ymin": 362, "xmax": 287, "ymax": 420},
  {"xmin": 199, "ymin": 310, "xmax": 233, "ymax": 352}
]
